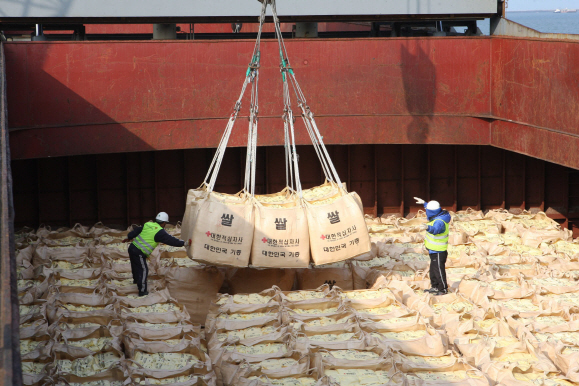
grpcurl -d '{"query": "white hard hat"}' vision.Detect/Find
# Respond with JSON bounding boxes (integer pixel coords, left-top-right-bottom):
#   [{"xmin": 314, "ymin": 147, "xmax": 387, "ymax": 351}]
[
  {"xmin": 155, "ymin": 212, "xmax": 169, "ymax": 223},
  {"xmin": 426, "ymin": 201, "xmax": 441, "ymax": 211}
]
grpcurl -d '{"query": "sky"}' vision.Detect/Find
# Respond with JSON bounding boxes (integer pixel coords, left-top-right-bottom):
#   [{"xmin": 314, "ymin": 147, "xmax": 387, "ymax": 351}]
[{"xmin": 507, "ymin": 0, "xmax": 579, "ymax": 11}]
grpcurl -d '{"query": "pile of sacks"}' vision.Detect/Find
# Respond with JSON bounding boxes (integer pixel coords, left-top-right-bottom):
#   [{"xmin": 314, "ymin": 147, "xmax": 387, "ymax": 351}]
[
  {"xmin": 206, "ymin": 275, "xmax": 579, "ymax": 386},
  {"xmin": 16, "ymin": 223, "xmax": 217, "ymax": 386}
]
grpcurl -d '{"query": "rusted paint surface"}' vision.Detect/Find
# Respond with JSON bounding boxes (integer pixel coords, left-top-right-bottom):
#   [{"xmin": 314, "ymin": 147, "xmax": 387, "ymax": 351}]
[
  {"xmin": 9, "ymin": 115, "xmax": 490, "ymax": 159},
  {"xmin": 491, "ymin": 120, "xmax": 579, "ymax": 171},
  {"xmin": 4, "ymin": 37, "xmax": 492, "ymax": 158},
  {"xmin": 491, "ymin": 37, "xmax": 579, "ymax": 137},
  {"xmin": 4, "ymin": 37, "xmax": 579, "ymax": 171},
  {"xmin": 11, "ymin": 145, "xmax": 576, "ymax": 235},
  {"xmin": 0, "ymin": 42, "xmax": 22, "ymax": 386}
]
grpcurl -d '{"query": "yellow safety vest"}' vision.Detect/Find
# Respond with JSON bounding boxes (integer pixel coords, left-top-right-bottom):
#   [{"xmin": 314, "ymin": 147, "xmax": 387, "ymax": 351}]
[
  {"xmin": 424, "ymin": 219, "xmax": 449, "ymax": 252},
  {"xmin": 132, "ymin": 221, "xmax": 162, "ymax": 256}
]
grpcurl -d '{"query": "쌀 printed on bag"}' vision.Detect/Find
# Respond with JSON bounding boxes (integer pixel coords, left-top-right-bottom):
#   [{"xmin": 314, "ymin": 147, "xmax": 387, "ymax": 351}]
[
  {"xmin": 327, "ymin": 211, "xmax": 340, "ymax": 224},
  {"xmin": 221, "ymin": 213, "xmax": 234, "ymax": 226},
  {"xmin": 275, "ymin": 218, "xmax": 287, "ymax": 230}
]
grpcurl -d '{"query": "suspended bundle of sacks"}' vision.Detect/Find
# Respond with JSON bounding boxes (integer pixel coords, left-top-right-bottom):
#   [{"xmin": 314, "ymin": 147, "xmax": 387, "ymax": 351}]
[{"xmin": 182, "ymin": 1, "xmax": 369, "ymax": 268}]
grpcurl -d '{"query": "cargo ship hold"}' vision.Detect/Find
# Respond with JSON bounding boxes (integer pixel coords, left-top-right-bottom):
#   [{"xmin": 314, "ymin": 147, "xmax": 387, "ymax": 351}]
[{"xmin": 1, "ymin": 0, "xmax": 579, "ymax": 384}]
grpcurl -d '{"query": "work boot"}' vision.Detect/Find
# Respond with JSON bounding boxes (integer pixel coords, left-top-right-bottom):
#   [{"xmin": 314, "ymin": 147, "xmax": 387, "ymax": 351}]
[
  {"xmin": 424, "ymin": 288, "xmax": 438, "ymax": 294},
  {"xmin": 138, "ymin": 290, "xmax": 149, "ymax": 297},
  {"xmin": 434, "ymin": 289, "xmax": 448, "ymax": 296}
]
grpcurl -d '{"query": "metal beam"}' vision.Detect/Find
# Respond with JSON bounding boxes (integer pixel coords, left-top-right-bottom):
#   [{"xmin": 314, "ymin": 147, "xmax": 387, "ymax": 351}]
[
  {"xmin": 0, "ymin": 42, "xmax": 21, "ymax": 386},
  {"xmin": 0, "ymin": 0, "xmax": 499, "ymax": 23}
]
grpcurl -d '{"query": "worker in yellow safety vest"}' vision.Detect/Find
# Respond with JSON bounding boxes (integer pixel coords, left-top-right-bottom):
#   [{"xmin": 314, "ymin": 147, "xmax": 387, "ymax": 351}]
[
  {"xmin": 123, "ymin": 212, "xmax": 190, "ymax": 297},
  {"xmin": 414, "ymin": 198, "xmax": 451, "ymax": 296}
]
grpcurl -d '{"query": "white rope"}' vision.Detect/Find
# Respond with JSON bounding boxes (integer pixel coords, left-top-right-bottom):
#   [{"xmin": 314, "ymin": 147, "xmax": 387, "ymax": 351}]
[{"xmin": 204, "ymin": 0, "xmax": 267, "ymax": 193}]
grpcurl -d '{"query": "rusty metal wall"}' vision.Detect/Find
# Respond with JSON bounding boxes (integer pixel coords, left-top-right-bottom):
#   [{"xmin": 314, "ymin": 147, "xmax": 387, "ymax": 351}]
[
  {"xmin": 5, "ymin": 37, "xmax": 579, "ymax": 171},
  {"xmin": 0, "ymin": 42, "xmax": 22, "ymax": 386},
  {"xmin": 11, "ymin": 144, "xmax": 579, "ymax": 237}
]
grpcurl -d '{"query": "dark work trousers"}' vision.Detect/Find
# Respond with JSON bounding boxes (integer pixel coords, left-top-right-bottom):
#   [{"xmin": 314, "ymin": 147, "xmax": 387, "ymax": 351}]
[
  {"xmin": 429, "ymin": 251, "xmax": 448, "ymax": 291},
  {"xmin": 128, "ymin": 244, "xmax": 148, "ymax": 293}
]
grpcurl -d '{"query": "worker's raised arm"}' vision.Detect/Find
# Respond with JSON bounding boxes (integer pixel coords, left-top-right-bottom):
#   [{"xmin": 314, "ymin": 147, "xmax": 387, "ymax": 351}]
[
  {"xmin": 126, "ymin": 226, "xmax": 143, "ymax": 240},
  {"xmin": 154, "ymin": 229, "xmax": 185, "ymax": 248}
]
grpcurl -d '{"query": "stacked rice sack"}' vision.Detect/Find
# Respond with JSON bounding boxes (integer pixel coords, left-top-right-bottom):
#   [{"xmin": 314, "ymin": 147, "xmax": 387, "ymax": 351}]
[{"xmin": 15, "ymin": 222, "xmax": 217, "ymax": 386}]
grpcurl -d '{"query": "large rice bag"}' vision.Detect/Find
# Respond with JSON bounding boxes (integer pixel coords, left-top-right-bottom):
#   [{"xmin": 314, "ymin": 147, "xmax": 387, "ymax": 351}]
[
  {"xmin": 190, "ymin": 191, "xmax": 254, "ymax": 267},
  {"xmin": 305, "ymin": 191, "xmax": 371, "ymax": 265}
]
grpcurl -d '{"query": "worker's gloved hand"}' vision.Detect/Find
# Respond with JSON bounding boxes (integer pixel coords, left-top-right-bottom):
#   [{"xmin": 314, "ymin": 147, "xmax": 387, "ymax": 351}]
[
  {"xmin": 418, "ymin": 224, "xmax": 428, "ymax": 231},
  {"xmin": 414, "ymin": 197, "xmax": 425, "ymax": 205},
  {"xmin": 122, "ymin": 239, "xmax": 131, "ymax": 243}
]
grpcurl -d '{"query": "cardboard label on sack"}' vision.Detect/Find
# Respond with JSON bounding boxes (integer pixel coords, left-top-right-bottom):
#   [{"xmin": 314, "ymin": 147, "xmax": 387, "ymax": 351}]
[
  {"xmin": 306, "ymin": 192, "xmax": 371, "ymax": 265},
  {"xmin": 251, "ymin": 204, "xmax": 310, "ymax": 268},
  {"xmin": 190, "ymin": 193, "xmax": 254, "ymax": 267}
]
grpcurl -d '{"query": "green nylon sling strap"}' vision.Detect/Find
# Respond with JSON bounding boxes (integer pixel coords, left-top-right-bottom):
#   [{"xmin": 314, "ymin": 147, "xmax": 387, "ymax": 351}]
[
  {"xmin": 424, "ymin": 219, "xmax": 450, "ymax": 252},
  {"xmin": 132, "ymin": 221, "xmax": 162, "ymax": 256}
]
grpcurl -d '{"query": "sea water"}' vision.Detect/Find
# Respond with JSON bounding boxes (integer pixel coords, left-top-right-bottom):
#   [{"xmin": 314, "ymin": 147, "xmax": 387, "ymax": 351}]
[{"xmin": 477, "ymin": 11, "xmax": 579, "ymax": 35}]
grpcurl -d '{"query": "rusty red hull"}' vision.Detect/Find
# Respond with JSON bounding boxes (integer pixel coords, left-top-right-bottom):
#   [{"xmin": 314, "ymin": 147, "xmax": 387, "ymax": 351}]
[{"xmin": 4, "ymin": 36, "xmax": 579, "ymax": 171}]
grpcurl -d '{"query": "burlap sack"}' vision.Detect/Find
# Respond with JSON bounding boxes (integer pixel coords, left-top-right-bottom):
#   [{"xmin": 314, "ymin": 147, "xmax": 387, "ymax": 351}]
[
  {"xmin": 405, "ymin": 361, "xmax": 489, "ymax": 386},
  {"xmin": 190, "ymin": 191, "xmax": 254, "ymax": 267},
  {"xmin": 18, "ymin": 273, "xmax": 52, "ymax": 304},
  {"xmin": 312, "ymin": 346, "xmax": 391, "ymax": 371},
  {"xmin": 53, "ymin": 351, "xmax": 125, "ymax": 381},
  {"xmin": 281, "ymin": 300, "xmax": 348, "ymax": 324},
  {"xmin": 48, "ymin": 293, "xmax": 116, "ymax": 324},
  {"xmin": 540, "ymin": 341, "xmax": 579, "ymax": 382},
  {"xmin": 452, "ymin": 209, "xmax": 485, "ymax": 222},
  {"xmin": 237, "ymin": 372, "xmax": 329, "ymax": 386},
  {"xmin": 519, "ymin": 228, "xmax": 572, "ymax": 248},
  {"xmin": 53, "ymin": 270, "xmax": 105, "ymax": 294},
  {"xmin": 20, "ymin": 302, "xmax": 48, "ymax": 325},
  {"xmin": 119, "ymin": 297, "xmax": 190, "ymax": 324},
  {"xmin": 278, "ymin": 284, "xmax": 337, "ymax": 305},
  {"xmin": 213, "ymin": 334, "xmax": 298, "ymax": 366},
  {"xmin": 351, "ymin": 297, "xmax": 413, "ymax": 321},
  {"xmin": 352, "ymin": 242, "xmax": 378, "ymax": 262},
  {"xmin": 206, "ymin": 305, "xmax": 280, "ymax": 336},
  {"xmin": 41, "ymin": 223, "xmax": 91, "ymax": 242},
  {"xmin": 294, "ymin": 324, "xmax": 367, "ymax": 351},
  {"xmin": 20, "ymin": 319, "xmax": 49, "ymax": 340},
  {"xmin": 17, "ymin": 245, "xmax": 35, "ymax": 268},
  {"xmin": 55, "ymin": 368, "xmax": 129, "ymax": 386},
  {"xmin": 483, "ymin": 363, "xmax": 575, "ymax": 386},
  {"xmin": 182, "ymin": 188, "xmax": 210, "ymax": 247},
  {"xmin": 395, "ymin": 351, "xmax": 461, "ymax": 372},
  {"xmin": 89, "ymin": 221, "xmax": 130, "ymax": 238},
  {"xmin": 227, "ymin": 268, "xmax": 295, "ymax": 294},
  {"xmin": 106, "ymin": 275, "xmax": 165, "ymax": 296},
  {"xmin": 129, "ymin": 370, "xmax": 217, "ymax": 386},
  {"xmin": 219, "ymin": 352, "xmax": 309, "ymax": 386},
  {"xmin": 164, "ymin": 265, "xmax": 225, "ymax": 325},
  {"xmin": 53, "ymin": 327, "xmax": 123, "ymax": 359},
  {"xmin": 364, "ymin": 319, "xmax": 447, "ymax": 356},
  {"xmin": 32, "ymin": 245, "xmax": 91, "ymax": 268},
  {"xmin": 341, "ymin": 287, "xmax": 398, "ymax": 308},
  {"xmin": 493, "ymin": 294, "xmax": 558, "ymax": 319},
  {"xmin": 209, "ymin": 287, "xmax": 280, "ymax": 320},
  {"xmin": 208, "ymin": 322, "xmax": 287, "ymax": 356},
  {"xmin": 21, "ymin": 359, "xmax": 53, "ymax": 386},
  {"xmin": 284, "ymin": 311, "xmax": 356, "ymax": 334},
  {"xmin": 125, "ymin": 335, "xmax": 203, "ymax": 359},
  {"xmin": 93, "ymin": 243, "xmax": 130, "ymax": 260},
  {"xmin": 305, "ymin": 191, "xmax": 371, "ymax": 265},
  {"xmin": 19, "ymin": 334, "xmax": 52, "ymax": 361},
  {"xmin": 406, "ymin": 292, "xmax": 482, "ymax": 329},
  {"xmin": 296, "ymin": 264, "xmax": 353, "ymax": 291},
  {"xmin": 124, "ymin": 320, "xmax": 201, "ymax": 341},
  {"xmin": 250, "ymin": 200, "xmax": 310, "ymax": 268}
]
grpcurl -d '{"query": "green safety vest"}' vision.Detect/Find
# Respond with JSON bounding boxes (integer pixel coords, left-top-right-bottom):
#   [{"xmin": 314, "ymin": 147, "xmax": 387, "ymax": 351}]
[
  {"xmin": 132, "ymin": 221, "xmax": 162, "ymax": 256},
  {"xmin": 424, "ymin": 219, "xmax": 450, "ymax": 252}
]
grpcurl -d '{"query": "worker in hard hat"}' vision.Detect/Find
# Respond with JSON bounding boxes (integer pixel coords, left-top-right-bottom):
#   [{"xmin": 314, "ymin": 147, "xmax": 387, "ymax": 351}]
[
  {"xmin": 414, "ymin": 198, "xmax": 451, "ymax": 296},
  {"xmin": 123, "ymin": 212, "xmax": 188, "ymax": 297}
]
